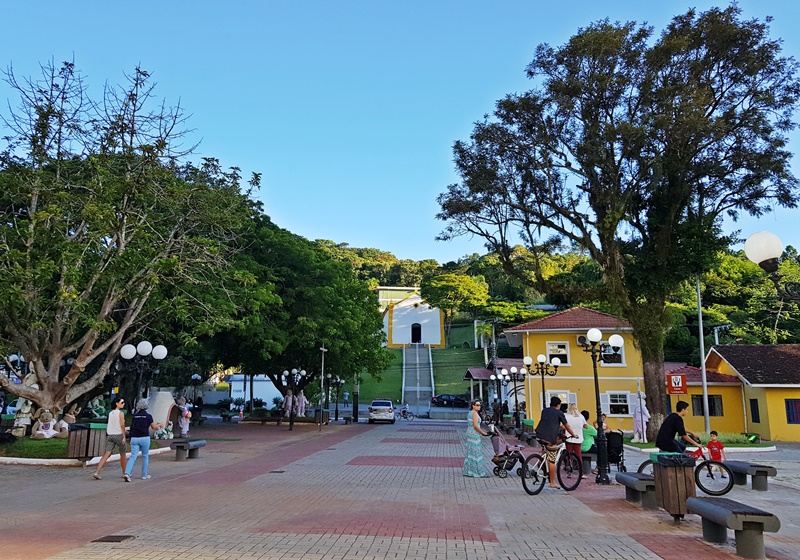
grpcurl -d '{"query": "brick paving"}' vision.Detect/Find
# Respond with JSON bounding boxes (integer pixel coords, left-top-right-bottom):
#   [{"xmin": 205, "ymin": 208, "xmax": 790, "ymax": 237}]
[{"xmin": 0, "ymin": 418, "xmax": 798, "ymax": 559}]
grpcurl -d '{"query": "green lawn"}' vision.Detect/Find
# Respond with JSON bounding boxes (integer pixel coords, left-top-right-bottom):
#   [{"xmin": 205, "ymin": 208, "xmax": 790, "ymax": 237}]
[
  {"xmin": 350, "ymin": 348, "xmax": 485, "ymax": 405},
  {"xmin": 431, "ymin": 347, "xmax": 484, "ymax": 396}
]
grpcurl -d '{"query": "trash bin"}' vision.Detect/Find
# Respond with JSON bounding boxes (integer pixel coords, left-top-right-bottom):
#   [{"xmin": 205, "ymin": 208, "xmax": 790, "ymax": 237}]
[
  {"xmin": 652, "ymin": 452, "xmax": 696, "ymax": 521},
  {"xmin": 67, "ymin": 422, "xmax": 108, "ymax": 460},
  {"xmin": 314, "ymin": 409, "xmax": 330, "ymax": 425}
]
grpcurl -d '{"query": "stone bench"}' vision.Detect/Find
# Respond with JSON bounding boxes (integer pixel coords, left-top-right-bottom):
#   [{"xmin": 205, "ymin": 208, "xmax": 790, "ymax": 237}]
[
  {"xmin": 687, "ymin": 497, "xmax": 780, "ymax": 559},
  {"xmin": 582, "ymin": 452, "xmax": 598, "ymax": 475},
  {"xmin": 615, "ymin": 472, "xmax": 657, "ymax": 510},
  {"xmin": 170, "ymin": 439, "xmax": 206, "ymax": 461},
  {"xmin": 724, "ymin": 461, "xmax": 777, "ymax": 491}
]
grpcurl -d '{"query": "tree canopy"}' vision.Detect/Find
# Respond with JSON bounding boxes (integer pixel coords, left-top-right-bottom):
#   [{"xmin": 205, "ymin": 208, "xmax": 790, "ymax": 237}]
[
  {"xmin": 436, "ymin": 6, "xmax": 800, "ymax": 433},
  {"xmin": 0, "ymin": 62, "xmax": 258, "ymax": 412}
]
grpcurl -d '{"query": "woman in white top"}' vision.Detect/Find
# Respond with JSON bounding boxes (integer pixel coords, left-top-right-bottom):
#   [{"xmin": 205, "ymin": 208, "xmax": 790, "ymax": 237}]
[
  {"xmin": 93, "ymin": 397, "xmax": 128, "ymax": 480},
  {"xmin": 565, "ymin": 403, "xmax": 588, "ymax": 479}
]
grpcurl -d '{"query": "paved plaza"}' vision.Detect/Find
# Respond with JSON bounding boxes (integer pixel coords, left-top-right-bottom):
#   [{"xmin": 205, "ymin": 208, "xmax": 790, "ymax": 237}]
[{"xmin": 1, "ymin": 418, "xmax": 799, "ymax": 560}]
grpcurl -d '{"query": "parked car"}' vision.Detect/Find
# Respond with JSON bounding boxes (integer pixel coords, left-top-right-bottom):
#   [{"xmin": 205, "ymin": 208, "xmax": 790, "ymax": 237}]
[
  {"xmin": 368, "ymin": 399, "xmax": 395, "ymax": 424},
  {"xmin": 5, "ymin": 399, "xmax": 19, "ymax": 415},
  {"xmin": 431, "ymin": 394, "xmax": 469, "ymax": 408}
]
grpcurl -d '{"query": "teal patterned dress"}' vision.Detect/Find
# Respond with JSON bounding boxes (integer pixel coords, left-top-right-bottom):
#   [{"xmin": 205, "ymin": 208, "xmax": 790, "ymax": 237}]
[{"xmin": 463, "ymin": 410, "xmax": 488, "ymax": 477}]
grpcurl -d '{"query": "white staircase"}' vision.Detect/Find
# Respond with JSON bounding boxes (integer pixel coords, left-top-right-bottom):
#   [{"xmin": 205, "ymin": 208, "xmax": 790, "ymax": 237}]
[{"xmin": 402, "ymin": 344, "xmax": 433, "ymax": 416}]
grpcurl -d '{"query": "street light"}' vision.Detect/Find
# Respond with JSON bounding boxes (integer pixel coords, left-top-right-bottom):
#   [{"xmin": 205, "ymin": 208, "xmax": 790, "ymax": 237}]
[
  {"xmin": 529, "ymin": 354, "xmax": 560, "ymax": 412},
  {"xmin": 319, "ymin": 345, "xmax": 327, "ymax": 432},
  {"xmin": 745, "ymin": 231, "xmax": 800, "ymax": 300},
  {"xmin": 327, "ymin": 374, "xmax": 344, "ymax": 421},
  {"xmin": 191, "ymin": 373, "xmax": 202, "ymax": 402},
  {"xmin": 494, "ymin": 367, "xmax": 525, "ymax": 430},
  {"xmin": 282, "ymin": 368, "xmax": 305, "ymax": 431},
  {"xmin": 580, "ymin": 328, "xmax": 624, "ymax": 485},
  {"xmin": 117, "ymin": 341, "xmax": 168, "ymax": 399}
]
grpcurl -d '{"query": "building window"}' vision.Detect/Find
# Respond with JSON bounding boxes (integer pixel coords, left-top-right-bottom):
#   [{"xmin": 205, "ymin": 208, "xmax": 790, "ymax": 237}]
[
  {"xmin": 599, "ymin": 340, "xmax": 625, "ymax": 366},
  {"xmin": 691, "ymin": 394, "xmax": 724, "ymax": 417},
  {"xmin": 786, "ymin": 399, "xmax": 800, "ymax": 425},
  {"xmin": 750, "ymin": 399, "xmax": 760, "ymax": 424},
  {"xmin": 547, "ymin": 342, "xmax": 570, "ymax": 366},
  {"xmin": 601, "ymin": 392, "xmax": 631, "ymax": 416}
]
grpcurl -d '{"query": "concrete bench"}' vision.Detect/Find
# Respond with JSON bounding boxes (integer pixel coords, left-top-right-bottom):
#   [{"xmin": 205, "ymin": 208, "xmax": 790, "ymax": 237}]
[
  {"xmin": 170, "ymin": 439, "xmax": 206, "ymax": 461},
  {"xmin": 724, "ymin": 461, "xmax": 777, "ymax": 491},
  {"xmin": 615, "ymin": 472, "xmax": 657, "ymax": 510},
  {"xmin": 582, "ymin": 452, "xmax": 597, "ymax": 475},
  {"xmin": 343, "ymin": 416, "xmax": 353, "ymax": 424},
  {"xmin": 687, "ymin": 497, "xmax": 780, "ymax": 559}
]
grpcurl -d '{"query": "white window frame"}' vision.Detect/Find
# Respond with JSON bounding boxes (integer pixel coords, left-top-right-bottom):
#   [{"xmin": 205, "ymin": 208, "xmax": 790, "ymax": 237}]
[
  {"xmin": 599, "ymin": 340, "xmax": 626, "ymax": 367},
  {"xmin": 546, "ymin": 341, "xmax": 571, "ymax": 366},
  {"xmin": 600, "ymin": 391, "xmax": 632, "ymax": 417},
  {"xmin": 547, "ymin": 390, "xmax": 576, "ymax": 408}
]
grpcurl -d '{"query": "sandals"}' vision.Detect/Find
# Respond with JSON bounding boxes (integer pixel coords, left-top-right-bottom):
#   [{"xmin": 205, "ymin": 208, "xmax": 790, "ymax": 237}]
[{"xmin": 92, "ymin": 473, "xmax": 102, "ymax": 480}]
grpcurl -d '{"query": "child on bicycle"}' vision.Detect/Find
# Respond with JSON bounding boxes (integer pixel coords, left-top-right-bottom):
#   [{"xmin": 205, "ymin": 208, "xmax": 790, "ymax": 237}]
[{"xmin": 707, "ymin": 430, "xmax": 728, "ymax": 476}]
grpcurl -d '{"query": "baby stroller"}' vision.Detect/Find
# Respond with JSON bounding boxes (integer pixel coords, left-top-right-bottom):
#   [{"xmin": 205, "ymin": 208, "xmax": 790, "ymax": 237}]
[
  {"xmin": 606, "ymin": 429, "xmax": 627, "ymax": 472},
  {"xmin": 488, "ymin": 423, "xmax": 526, "ymax": 478}
]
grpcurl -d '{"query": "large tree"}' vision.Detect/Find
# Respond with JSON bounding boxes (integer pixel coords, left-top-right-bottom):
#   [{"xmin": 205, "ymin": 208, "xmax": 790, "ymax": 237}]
[
  {"xmin": 0, "ymin": 62, "xmax": 257, "ymax": 412},
  {"xmin": 207, "ymin": 217, "xmax": 391, "ymax": 398},
  {"xmin": 436, "ymin": 7, "xmax": 800, "ymax": 436},
  {"xmin": 420, "ymin": 273, "xmax": 490, "ymax": 340}
]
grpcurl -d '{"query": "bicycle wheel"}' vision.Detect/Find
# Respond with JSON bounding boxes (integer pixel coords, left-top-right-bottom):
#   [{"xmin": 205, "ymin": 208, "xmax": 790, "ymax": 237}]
[
  {"xmin": 637, "ymin": 460, "xmax": 654, "ymax": 476},
  {"xmin": 695, "ymin": 460, "xmax": 734, "ymax": 496},
  {"xmin": 557, "ymin": 451, "xmax": 583, "ymax": 491},
  {"xmin": 405, "ymin": 412, "xmax": 415, "ymax": 421},
  {"xmin": 521, "ymin": 453, "xmax": 546, "ymax": 495}
]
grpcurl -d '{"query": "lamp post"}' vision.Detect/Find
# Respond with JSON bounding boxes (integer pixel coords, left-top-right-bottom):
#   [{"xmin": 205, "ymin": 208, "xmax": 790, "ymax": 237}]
[
  {"xmin": 118, "ymin": 341, "xmax": 168, "ymax": 400},
  {"xmin": 328, "ymin": 375, "xmax": 344, "ymax": 421},
  {"xmin": 319, "ymin": 345, "xmax": 327, "ymax": 432},
  {"xmin": 745, "ymin": 231, "xmax": 800, "ymax": 301},
  {"xmin": 530, "ymin": 354, "xmax": 560, "ymax": 412},
  {"xmin": 282, "ymin": 368, "xmax": 305, "ymax": 431},
  {"xmin": 580, "ymin": 328, "xmax": 624, "ymax": 485},
  {"xmin": 191, "ymin": 373, "xmax": 202, "ymax": 402},
  {"xmin": 496, "ymin": 367, "xmax": 525, "ymax": 430}
]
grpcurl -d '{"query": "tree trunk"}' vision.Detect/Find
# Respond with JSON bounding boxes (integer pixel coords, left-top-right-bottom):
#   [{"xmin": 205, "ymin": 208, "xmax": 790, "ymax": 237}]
[{"xmin": 625, "ymin": 299, "xmax": 670, "ymax": 443}]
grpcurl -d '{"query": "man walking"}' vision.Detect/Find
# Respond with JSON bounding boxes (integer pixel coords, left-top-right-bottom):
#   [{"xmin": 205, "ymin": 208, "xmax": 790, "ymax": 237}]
[{"xmin": 343, "ymin": 390, "xmax": 349, "ymax": 408}]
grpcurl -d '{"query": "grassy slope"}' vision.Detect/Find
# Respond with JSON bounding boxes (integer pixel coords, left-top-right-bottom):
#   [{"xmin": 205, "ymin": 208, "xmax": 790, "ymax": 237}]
[
  {"xmin": 430, "ymin": 348, "xmax": 485, "ymax": 396},
  {"xmin": 354, "ymin": 348, "xmax": 485, "ymax": 405}
]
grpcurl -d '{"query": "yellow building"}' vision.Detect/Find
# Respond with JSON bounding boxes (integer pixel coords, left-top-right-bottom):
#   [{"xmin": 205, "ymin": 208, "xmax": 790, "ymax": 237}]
[
  {"xmin": 503, "ymin": 307, "xmax": 643, "ymax": 432},
  {"xmin": 662, "ymin": 364, "xmax": 744, "ymax": 436},
  {"xmin": 705, "ymin": 344, "xmax": 800, "ymax": 442}
]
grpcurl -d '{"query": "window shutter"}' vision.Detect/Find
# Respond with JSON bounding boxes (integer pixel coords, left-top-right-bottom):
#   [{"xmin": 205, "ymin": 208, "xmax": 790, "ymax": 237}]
[{"xmin": 600, "ymin": 393, "xmax": 610, "ymax": 415}]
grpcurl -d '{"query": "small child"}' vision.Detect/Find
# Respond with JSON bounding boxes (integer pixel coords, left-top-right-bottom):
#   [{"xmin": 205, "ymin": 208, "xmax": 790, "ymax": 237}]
[{"xmin": 707, "ymin": 430, "xmax": 727, "ymax": 477}]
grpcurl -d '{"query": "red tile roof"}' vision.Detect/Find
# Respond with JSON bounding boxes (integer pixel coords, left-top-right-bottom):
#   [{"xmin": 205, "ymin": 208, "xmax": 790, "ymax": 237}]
[
  {"xmin": 504, "ymin": 307, "xmax": 631, "ymax": 332},
  {"xmin": 709, "ymin": 344, "xmax": 800, "ymax": 385},
  {"xmin": 664, "ymin": 364, "xmax": 741, "ymax": 385}
]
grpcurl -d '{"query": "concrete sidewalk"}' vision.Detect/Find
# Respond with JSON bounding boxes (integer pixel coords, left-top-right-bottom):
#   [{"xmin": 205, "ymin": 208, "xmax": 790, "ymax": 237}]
[{"xmin": 0, "ymin": 418, "xmax": 797, "ymax": 559}]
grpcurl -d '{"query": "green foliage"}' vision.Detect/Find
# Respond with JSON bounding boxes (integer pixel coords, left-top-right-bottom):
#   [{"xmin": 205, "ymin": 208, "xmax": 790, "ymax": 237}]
[
  {"xmin": 436, "ymin": 6, "xmax": 800, "ymax": 423},
  {"xmin": 0, "ymin": 62, "xmax": 257, "ymax": 412}
]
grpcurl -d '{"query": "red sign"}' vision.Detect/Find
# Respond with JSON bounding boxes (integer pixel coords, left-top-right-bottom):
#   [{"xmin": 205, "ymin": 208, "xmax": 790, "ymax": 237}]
[{"xmin": 668, "ymin": 373, "xmax": 687, "ymax": 395}]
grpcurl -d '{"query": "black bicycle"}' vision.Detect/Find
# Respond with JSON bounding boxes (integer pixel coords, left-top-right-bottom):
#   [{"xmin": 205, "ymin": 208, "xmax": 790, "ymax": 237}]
[{"xmin": 637, "ymin": 442, "xmax": 733, "ymax": 496}]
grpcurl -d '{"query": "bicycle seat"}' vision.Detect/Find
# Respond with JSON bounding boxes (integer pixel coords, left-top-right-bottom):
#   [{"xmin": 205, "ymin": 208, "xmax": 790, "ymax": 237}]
[{"xmin": 537, "ymin": 438, "xmax": 554, "ymax": 446}]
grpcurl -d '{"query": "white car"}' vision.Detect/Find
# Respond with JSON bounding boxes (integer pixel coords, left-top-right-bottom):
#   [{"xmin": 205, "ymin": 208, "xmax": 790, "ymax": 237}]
[
  {"xmin": 5, "ymin": 399, "xmax": 19, "ymax": 415},
  {"xmin": 368, "ymin": 399, "xmax": 395, "ymax": 424}
]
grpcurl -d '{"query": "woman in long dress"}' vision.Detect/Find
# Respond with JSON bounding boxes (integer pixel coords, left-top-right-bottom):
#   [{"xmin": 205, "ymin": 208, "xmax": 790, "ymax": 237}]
[{"xmin": 463, "ymin": 399, "xmax": 489, "ymax": 478}]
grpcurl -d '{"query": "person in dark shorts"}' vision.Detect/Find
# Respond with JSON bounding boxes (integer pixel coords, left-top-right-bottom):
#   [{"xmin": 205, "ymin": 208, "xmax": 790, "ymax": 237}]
[
  {"xmin": 535, "ymin": 396, "xmax": 577, "ymax": 488},
  {"xmin": 655, "ymin": 400, "xmax": 701, "ymax": 453}
]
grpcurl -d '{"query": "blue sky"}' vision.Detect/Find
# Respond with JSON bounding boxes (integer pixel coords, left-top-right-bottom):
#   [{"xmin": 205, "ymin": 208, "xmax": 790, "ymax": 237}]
[{"xmin": 2, "ymin": 1, "xmax": 799, "ymax": 263}]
